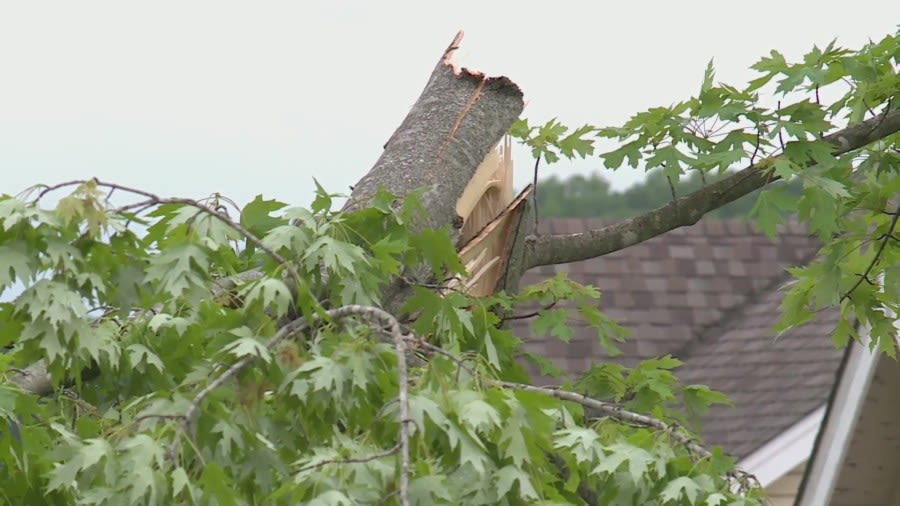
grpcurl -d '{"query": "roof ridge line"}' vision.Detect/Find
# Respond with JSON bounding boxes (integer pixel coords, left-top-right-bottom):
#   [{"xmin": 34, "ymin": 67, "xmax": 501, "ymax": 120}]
[{"xmin": 673, "ymin": 242, "xmax": 821, "ymax": 360}]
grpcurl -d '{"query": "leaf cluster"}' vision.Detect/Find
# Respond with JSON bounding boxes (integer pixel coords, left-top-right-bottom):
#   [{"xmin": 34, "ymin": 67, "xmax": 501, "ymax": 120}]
[{"xmin": 1, "ymin": 181, "xmax": 753, "ymax": 505}]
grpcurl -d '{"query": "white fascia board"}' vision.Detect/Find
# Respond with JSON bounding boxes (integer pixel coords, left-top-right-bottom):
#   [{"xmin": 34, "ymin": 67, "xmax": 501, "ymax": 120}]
[
  {"xmin": 797, "ymin": 339, "xmax": 880, "ymax": 506},
  {"xmin": 737, "ymin": 405, "xmax": 826, "ymax": 486}
]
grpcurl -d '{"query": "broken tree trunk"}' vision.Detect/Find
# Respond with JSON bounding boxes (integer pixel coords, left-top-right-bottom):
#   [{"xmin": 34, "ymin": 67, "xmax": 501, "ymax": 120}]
[
  {"xmin": 341, "ymin": 31, "xmax": 527, "ymax": 312},
  {"xmin": 8, "ymin": 31, "xmax": 529, "ymax": 396},
  {"xmin": 10, "ymin": 32, "xmax": 900, "ymax": 398}
]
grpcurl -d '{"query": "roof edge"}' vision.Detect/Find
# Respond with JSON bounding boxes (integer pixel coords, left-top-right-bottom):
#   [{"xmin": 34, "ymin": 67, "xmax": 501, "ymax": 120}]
[
  {"xmin": 737, "ymin": 405, "xmax": 826, "ymax": 486},
  {"xmin": 795, "ymin": 338, "xmax": 880, "ymax": 506}
]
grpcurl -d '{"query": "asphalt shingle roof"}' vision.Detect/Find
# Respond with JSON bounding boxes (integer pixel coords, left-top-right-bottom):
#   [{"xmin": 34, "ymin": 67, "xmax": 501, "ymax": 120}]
[{"xmin": 512, "ymin": 218, "xmax": 845, "ymax": 457}]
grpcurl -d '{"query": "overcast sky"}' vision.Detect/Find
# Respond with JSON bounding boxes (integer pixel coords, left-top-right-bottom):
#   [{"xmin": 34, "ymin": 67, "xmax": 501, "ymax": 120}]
[{"xmin": 1, "ymin": 2, "xmax": 896, "ymax": 208}]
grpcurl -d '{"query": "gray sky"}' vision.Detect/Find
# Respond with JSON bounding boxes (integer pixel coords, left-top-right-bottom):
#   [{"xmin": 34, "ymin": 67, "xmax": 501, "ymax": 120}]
[{"xmin": 1, "ymin": 1, "xmax": 896, "ymax": 208}]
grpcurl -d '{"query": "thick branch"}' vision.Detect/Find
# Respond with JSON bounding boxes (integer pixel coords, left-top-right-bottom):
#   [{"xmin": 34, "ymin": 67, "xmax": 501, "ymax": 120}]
[
  {"xmin": 6, "ymin": 33, "xmax": 524, "ymax": 397},
  {"xmin": 523, "ymin": 107, "xmax": 900, "ymax": 269},
  {"xmin": 7, "ymin": 360, "xmax": 52, "ymax": 395}
]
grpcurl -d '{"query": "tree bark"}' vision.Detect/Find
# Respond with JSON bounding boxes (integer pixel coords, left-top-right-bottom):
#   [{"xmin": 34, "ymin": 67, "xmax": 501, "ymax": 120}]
[
  {"xmin": 6, "ymin": 30, "xmax": 899, "ymax": 506},
  {"xmin": 522, "ymin": 107, "xmax": 900, "ymax": 269},
  {"xmin": 8, "ymin": 32, "xmax": 526, "ymax": 396},
  {"xmin": 8, "ymin": 34, "xmax": 900, "ymax": 400},
  {"xmin": 344, "ymin": 34, "xmax": 524, "ymax": 231},
  {"xmin": 341, "ymin": 31, "xmax": 524, "ymax": 312}
]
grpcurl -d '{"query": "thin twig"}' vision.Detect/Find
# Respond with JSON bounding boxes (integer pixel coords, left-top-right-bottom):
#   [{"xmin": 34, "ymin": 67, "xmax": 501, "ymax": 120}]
[
  {"xmin": 498, "ymin": 381, "xmax": 758, "ymax": 491},
  {"xmin": 533, "ymin": 155, "xmax": 541, "ymax": 230},
  {"xmin": 30, "ymin": 179, "xmax": 309, "ymax": 296},
  {"xmin": 749, "ymin": 127, "xmax": 762, "ymax": 166},
  {"xmin": 295, "ymin": 443, "xmax": 401, "ymax": 475},
  {"xmin": 413, "ymin": 340, "xmax": 478, "ymax": 379},
  {"xmin": 499, "ymin": 301, "xmax": 558, "ymax": 322},
  {"xmin": 165, "ymin": 304, "xmax": 412, "ymax": 506},
  {"xmin": 776, "ymin": 100, "xmax": 785, "ymax": 152},
  {"xmin": 500, "ymin": 382, "xmax": 711, "ymax": 456},
  {"xmin": 841, "ymin": 202, "xmax": 900, "ymax": 302},
  {"xmin": 166, "ymin": 317, "xmax": 312, "ymax": 460},
  {"xmin": 666, "ymin": 171, "xmax": 678, "ymax": 206}
]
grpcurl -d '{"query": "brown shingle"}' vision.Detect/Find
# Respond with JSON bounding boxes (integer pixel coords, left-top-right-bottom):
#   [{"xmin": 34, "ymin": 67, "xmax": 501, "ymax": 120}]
[{"xmin": 512, "ymin": 218, "xmax": 841, "ymax": 458}]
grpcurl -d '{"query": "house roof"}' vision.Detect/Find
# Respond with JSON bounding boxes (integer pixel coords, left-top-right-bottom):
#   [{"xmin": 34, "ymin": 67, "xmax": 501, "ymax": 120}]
[
  {"xmin": 798, "ymin": 344, "xmax": 900, "ymax": 504},
  {"xmin": 675, "ymin": 278, "xmax": 843, "ymax": 457},
  {"xmin": 514, "ymin": 218, "xmax": 845, "ymax": 458}
]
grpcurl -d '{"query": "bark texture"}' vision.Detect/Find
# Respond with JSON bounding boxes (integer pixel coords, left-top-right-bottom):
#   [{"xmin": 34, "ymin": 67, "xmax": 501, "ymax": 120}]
[
  {"xmin": 342, "ymin": 32, "xmax": 524, "ymax": 311},
  {"xmin": 8, "ymin": 34, "xmax": 900, "ymax": 404},
  {"xmin": 344, "ymin": 32, "xmax": 523, "ymax": 233},
  {"xmin": 8, "ymin": 33, "xmax": 526, "ymax": 396}
]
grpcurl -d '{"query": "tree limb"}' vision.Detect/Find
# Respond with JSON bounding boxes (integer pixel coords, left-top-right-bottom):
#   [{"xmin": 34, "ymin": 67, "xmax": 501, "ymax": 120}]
[
  {"xmin": 164, "ymin": 304, "xmax": 412, "ymax": 504},
  {"xmin": 6, "ymin": 32, "xmax": 524, "ymax": 399},
  {"xmin": 841, "ymin": 201, "xmax": 900, "ymax": 302},
  {"xmin": 499, "ymin": 381, "xmax": 759, "ymax": 492},
  {"xmin": 523, "ymin": 107, "xmax": 900, "ymax": 269}
]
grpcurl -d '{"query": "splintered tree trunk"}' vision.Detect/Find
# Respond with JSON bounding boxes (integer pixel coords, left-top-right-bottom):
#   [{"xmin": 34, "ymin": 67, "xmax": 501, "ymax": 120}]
[
  {"xmin": 12, "ymin": 31, "xmax": 900, "ymax": 396},
  {"xmin": 9, "ymin": 32, "xmax": 529, "ymax": 396},
  {"xmin": 342, "ymin": 32, "xmax": 530, "ymax": 311}
]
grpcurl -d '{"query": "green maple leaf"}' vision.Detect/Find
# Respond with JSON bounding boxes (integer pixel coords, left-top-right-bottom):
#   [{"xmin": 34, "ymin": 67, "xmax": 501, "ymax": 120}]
[
  {"xmin": 592, "ymin": 443, "xmax": 653, "ymax": 484},
  {"xmin": 240, "ymin": 278, "xmax": 293, "ymax": 317},
  {"xmin": 307, "ymin": 491, "xmax": 353, "ymax": 506},
  {"xmin": 298, "ymin": 356, "xmax": 349, "ymax": 393},
  {"xmin": 557, "ymin": 125, "xmax": 597, "ymax": 159},
  {"xmin": 224, "ymin": 336, "xmax": 271, "ymax": 363},
  {"xmin": 198, "ymin": 463, "xmax": 239, "ymax": 506},
  {"xmin": 240, "ymin": 194, "xmax": 288, "ymax": 237},
  {"xmin": 410, "ymin": 228, "xmax": 464, "ymax": 278},
  {"xmin": 408, "ymin": 476, "xmax": 454, "ymax": 504},
  {"xmin": 0, "ymin": 242, "xmax": 32, "ymax": 287},
  {"xmin": 554, "ymin": 427, "xmax": 601, "ymax": 465},
  {"xmin": 532, "ymin": 308, "xmax": 574, "ymax": 342},
  {"xmin": 212, "ymin": 421, "xmax": 243, "ymax": 458},
  {"xmin": 700, "ymin": 58, "xmax": 716, "ymax": 93},
  {"xmin": 660, "ymin": 476, "xmax": 701, "ymax": 504},
  {"xmin": 706, "ymin": 492, "xmax": 729, "ymax": 506},
  {"xmin": 126, "ymin": 344, "xmax": 165, "ymax": 372},
  {"xmin": 508, "ymin": 118, "xmax": 533, "ymax": 140},
  {"xmin": 457, "ymin": 397, "xmax": 501, "ymax": 435},
  {"xmin": 499, "ymin": 411, "xmax": 531, "ymax": 467},
  {"xmin": 494, "ymin": 465, "xmax": 539, "ymax": 500},
  {"xmin": 148, "ymin": 313, "xmax": 192, "ymax": 336},
  {"xmin": 303, "ymin": 235, "xmax": 367, "ymax": 273},
  {"xmin": 602, "ymin": 140, "xmax": 644, "ymax": 169},
  {"xmin": 144, "ymin": 244, "xmax": 210, "ymax": 298},
  {"xmin": 311, "ymin": 179, "xmax": 340, "ymax": 214},
  {"xmin": 119, "ymin": 435, "xmax": 164, "ymax": 503},
  {"xmin": 751, "ymin": 185, "xmax": 797, "ymax": 239},
  {"xmin": 171, "ymin": 468, "xmax": 195, "ymax": 502}
]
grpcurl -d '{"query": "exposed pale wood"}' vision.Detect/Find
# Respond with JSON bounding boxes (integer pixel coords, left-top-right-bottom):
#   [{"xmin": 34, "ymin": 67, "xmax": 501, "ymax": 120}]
[
  {"xmin": 8, "ymin": 32, "xmax": 526, "ymax": 396},
  {"xmin": 339, "ymin": 31, "xmax": 524, "ymax": 314},
  {"xmin": 457, "ymin": 136, "xmax": 515, "ymax": 246},
  {"xmin": 452, "ymin": 185, "xmax": 532, "ymax": 297}
]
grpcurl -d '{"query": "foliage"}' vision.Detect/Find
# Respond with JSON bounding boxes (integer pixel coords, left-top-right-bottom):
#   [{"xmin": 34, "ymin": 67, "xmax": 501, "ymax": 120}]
[
  {"xmin": 1, "ymin": 182, "xmax": 749, "ymax": 504},
  {"xmin": 513, "ymin": 29, "xmax": 900, "ymax": 354},
  {"xmin": 0, "ymin": 28, "xmax": 898, "ymax": 506}
]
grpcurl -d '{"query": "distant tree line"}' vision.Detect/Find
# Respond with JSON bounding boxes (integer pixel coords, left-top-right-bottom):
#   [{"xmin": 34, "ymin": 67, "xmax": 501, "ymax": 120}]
[{"xmin": 534, "ymin": 169, "xmax": 801, "ymax": 219}]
